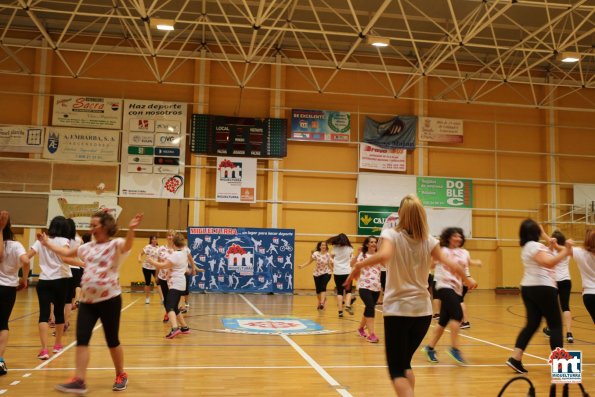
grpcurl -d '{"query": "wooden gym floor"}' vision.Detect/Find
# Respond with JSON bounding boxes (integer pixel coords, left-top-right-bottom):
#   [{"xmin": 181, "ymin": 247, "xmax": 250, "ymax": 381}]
[{"xmin": 1, "ymin": 289, "xmax": 593, "ymax": 396}]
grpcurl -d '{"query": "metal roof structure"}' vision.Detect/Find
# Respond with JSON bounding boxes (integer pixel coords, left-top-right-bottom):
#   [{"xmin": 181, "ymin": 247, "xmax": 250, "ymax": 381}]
[{"xmin": 1, "ymin": 0, "xmax": 594, "ymax": 111}]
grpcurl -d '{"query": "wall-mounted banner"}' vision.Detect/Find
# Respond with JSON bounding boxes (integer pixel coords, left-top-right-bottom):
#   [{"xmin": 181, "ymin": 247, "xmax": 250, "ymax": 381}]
[
  {"xmin": 418, "ymin": 117, "xmax": 463, "ymax": 143},
  {"xmin": 291, "ymin": 109, "xmax": 351, "ymax": 142},
  {"xmin": 0, "ymin": 125, "xmax": 43, "ymax": 153},
  {"xmin": 359, "ymin": 143, "xmax": 407, "ymax": 171},
  {"xmin": 52, "ymin": 95, "xmax": 123, "ymax": 130},
  {"xmin": 42, "ymin": 127, "xmax": 120, "ymax": 162},
  {"xmin": 363, "ymin": 115, "xmax": 417, "ymax": 149},
  {"xmin": 215, "ymin": 157, "xmax": 257, "ymax": 203},
  {"xmin": 190, "ymin": 114, "xmax": 287, "ymax": 158},
  {"xmin": 47, "ymin": 191, "xmax": 121, "ymax": 229},
  {"xmin": 417, "ymin": 177, "xmax": 473, "ymax": 208},
  {"xmin": 119, "ymin": 100, "xmax": 187, "ymax": 198},
  {"xmin": 358, "ymin": 205, "xmax": 399, "ymax": 236},
  {"xmin": 187, "ymin": 227, "xmax": 295, "ymax": 294}
]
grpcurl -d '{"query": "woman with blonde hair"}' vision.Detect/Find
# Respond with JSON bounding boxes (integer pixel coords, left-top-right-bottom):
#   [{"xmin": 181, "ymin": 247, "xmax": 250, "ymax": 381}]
[{"xmin": 345, "ymin": 195, "xmax": 475, "ymax": 397}]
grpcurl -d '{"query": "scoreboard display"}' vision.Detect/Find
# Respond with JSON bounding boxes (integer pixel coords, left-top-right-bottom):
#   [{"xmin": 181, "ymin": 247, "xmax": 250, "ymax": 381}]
[{"xmin": 191, "ymin": 114, "xmax": 287, "ymax": 158}]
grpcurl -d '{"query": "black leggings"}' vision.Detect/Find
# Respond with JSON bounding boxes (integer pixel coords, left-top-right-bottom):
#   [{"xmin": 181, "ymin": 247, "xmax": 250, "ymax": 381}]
[
  {"xmin": 36, "ymin": 278, "xmax": 69, "ymax": 324},
  {"xmin": 584, "ymin": 294, "xmax": 595, "ymax": 324},
  {"xmin": 165, "ymin": 289, "xmax": 184, "ymax": 315},
  {"xmin": 67, "ymin": 268, "xmax": 83, "ymax": 303},
  {"xmin": 183, "ymin": 274, "xmax": 191, "ymax": 296},
  {"xmin": 313, "ymin": 274, "xmax": 331, "ymax": 294},
  {"xmin": 359, "ymin": 288, "xmax": 380, "ymax": 317},
  {"xmin": 437, "ymin": 288, "xmax": 463, "ymax": 327},
  {"xmin": 557, "ymin": 279, "xmax": 572, "ymax": 312},
  {"xmin": 76, "ymin": 295, "xmax": 122, "ymax": 348},
  {"xmin": 159, "ymin": 278, "xmax": 169, "ymax": 311},
  {"xmin": 384, "ymin": 315, "xmax": 432, "ymax": 379},
  {"xmin": 142, "ymin": 268, "xmax": 155, "ymax": 286},
  {"xmin": 0, "ymin": 286, "xmax": 17, "ymax": 330},
  {"xmin": 515, "ymin": 286, "xmax": 563, "ymax": 351},
  {"xmin": 334, "ymin": 274, "xmax": 352, "ymax": 296}
]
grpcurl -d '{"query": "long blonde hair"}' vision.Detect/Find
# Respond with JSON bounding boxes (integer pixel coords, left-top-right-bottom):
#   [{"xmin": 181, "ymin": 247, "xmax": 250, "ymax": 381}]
[{"xmin": 396, "ymin": 194, "xmax": 429, "ymax": 241}]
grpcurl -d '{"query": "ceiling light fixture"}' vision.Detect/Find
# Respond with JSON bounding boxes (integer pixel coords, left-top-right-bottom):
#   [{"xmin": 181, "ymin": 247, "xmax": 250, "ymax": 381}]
[
  {"xmin": 150, "ymin": 18, "xmax": 175, "ymax": 31},
  {"xmin": 367, "ymin": 36, "xmax": 390, "ymax": 47},
  {"xmin": 558, "ymin": 51, "xmax": 580, "ymax": 63}
]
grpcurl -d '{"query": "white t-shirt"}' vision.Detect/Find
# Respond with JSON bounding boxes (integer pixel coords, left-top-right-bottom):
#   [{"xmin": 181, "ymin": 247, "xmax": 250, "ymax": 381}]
[
  {"xmin": 553, "ymin": 250, "xmax": 571, "ymax": 282},
  {"xmin": 142, "ymin": 244, "xmax": 159, "ymax": 270},
  {"xmin": 356, "ymin": 252, "xmax": 382, "ymax": 292},
  {"xmin": 380, "ymin": 228, "xmax": 438, "ymax": 317},
  {"xmin": 78, "ymin": 238, "xmax": 128, "ymax": 303},
  {"xmin": 332, "ymin": 245, "xmax": 353, "ymax": 275},
  {"xmin": 166, "ymin": 250, "xmax": 188, "ymax": 291},
  {"xmin": 520, "ymin": 241, "xmax": 556, "ymax": 288},
  {"xmin": 0, "ymin": 241, "xmax": 26, "ymax": 287},
  {"xmin": 573, "ymin": 247, "xmax": 595, "ymax": 295},
  {"xmin": 31, "ymin": 237, "xmax": 72, "ymax": 280},
  {"xmin": 435, "ymin": 247, "xmax": 470, "ymax": 296}
]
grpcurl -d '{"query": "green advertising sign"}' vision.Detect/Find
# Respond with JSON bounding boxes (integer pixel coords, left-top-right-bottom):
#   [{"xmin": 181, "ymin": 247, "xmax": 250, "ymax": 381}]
[
  {"xmin": 416, "ymin": 177, "xmax": 473, "ymax": 208},
  {"xmin": 358, "ymin": 206, "xmax": 399, "ymax": 236},
  {"xmin": 128, "ymin": 146, "xmax": 154, "ymax": 155}
]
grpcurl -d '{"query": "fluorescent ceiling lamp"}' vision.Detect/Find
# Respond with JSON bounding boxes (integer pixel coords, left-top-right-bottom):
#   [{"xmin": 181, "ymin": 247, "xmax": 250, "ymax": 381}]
[
  {"xmin": 558, "ymin": 51, "xmax": 580, "ymax": 63},
  {"xmin": 150, "ymin": 18, "xmax": 175, "ymax": 31},
  {"xmin": 367, "ymin": 36, "xmax": 390, "ymax": 47}
]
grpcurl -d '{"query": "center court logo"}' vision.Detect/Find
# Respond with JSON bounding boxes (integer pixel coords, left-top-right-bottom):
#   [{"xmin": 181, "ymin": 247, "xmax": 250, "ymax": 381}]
[{"xmin": 549, "ymin": 348, "xmax": 582, "ymax": 383}]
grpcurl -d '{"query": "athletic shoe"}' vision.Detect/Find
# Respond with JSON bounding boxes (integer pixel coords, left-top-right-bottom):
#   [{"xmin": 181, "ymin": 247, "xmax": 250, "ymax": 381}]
[
  {"xmin": 345, "ymin": 306, "xmax": 354, "ymax": 315},
  {"xmin": 350, "ymin": 296, "xmax": 357, "ymax": 305},
  {"xmin": 338, "ymin": 311, "xmax": 343, "ymax": 318},
  {"xmin": 357, "ymin": 327, "xmax": 367, "ymax": 338},
  {"xmin": 422, "ymin": 345, "xmax": 438, "ymax": 363},
  {"xmin": 163, "ymin": 314, "xmax": 169, "ymax": 323},
  {"xmin": 460, "ymin": 322, "xmax": 471, "ymax": 329},
  {"xmin": 0, "ymin": 360, "xmax": 7, "ymax": 376},
  {"xmin": 366, "ymin": 334, "xmax": 379, "ymax": 343},
  {"xmin": 145, "ymin": 298, "xmax": 150, "ymax": 304},
  {"xmin": 185, "ymin": 303, "xmax": 190, "ymax": 308},
  {"xmin": 179, "ymin": 307, "xmax": 187, "ymax": 314},
  {"xmin": 166, "ymin": 328, "xmax": 181, "ymax": 339},
  {"xmin": 506, "ymin": 357, "xmax": 528, "ymax": 374},
  {"xmin": 543, "ymin": 327, "xmax": 551, "ymax": 337},
  {"xmin": 37, "ymin": 349, "xmax": 50, "ymax": 360},
  {"xmin": 180, "ymin": 326, "xmax": 191, "ymax": 334},
  {"xmin": 113, "ymin": 372, "xmax": 128, "ymax": 391},
  {"xmin": 55, "ymin": 377, "xmax": 87, "ymax": 394},
  {"xmin": 53, "ymin": 344, "xmax": 64, "ymax": 353},
  {"xmin": 567, "ymin": 332, "xmax": 574, "ymax": 343},
  {"xmin": 317, "ymin": 304, "xmax": 324, "ymax": 310},
  {"xmin": 447, "ymin": 347, "xmax": 466, "ymax": 365},
  {"xmin": 432, "ymin": 313, "xmax": 440, "ymax": 320}
]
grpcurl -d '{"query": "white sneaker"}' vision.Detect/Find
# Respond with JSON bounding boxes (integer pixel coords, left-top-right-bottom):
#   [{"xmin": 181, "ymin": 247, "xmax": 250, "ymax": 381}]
[{"xmin": 145, "ymin": 298, "xmax": 150, "ymax": 304}]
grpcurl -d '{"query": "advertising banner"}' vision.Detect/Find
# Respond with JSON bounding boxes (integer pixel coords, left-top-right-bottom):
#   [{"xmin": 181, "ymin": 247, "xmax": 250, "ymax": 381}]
[
  {"xmin": 42, "ymin": 127, "xmax": 120, "ymax": 162},
  {"xmin": 52, "ymin": 95, "xmax": 123, "ymax": 130},
  {"xmin": 363, "ymin": 115, "xmax": 417, "ymax": 149},
  {"xmin": 187, "ymin": 227, "xmax": 294, "ymax": 294},
  {"xmin": 0, "ymin": 125, "xmax": 43, "ymax": 153},
  {"xmin": 215, "ymin": 157, "xmax": 257, "ymax": 203},
  {"xmin": 119, "ymin": 100, "xmax": 187, "ymax": 198},
  {"xmin": 47, "ymin": 191, "xmax": 121, "ymax": 229},
  {"xmin": 291, "ymin": 109, "xmax": 350, "ymax": 142},
  {"xmin": 358, "ymin": 205, "xmax": 399, "ymax": 236},
  {"xmin": 418, "ymin": 117, "xmax": 463, "ymax": 143},
  {"xmin": 359, "ymin": 143, "xmax": 407, "ymax": 171},
  {"xmin": 417, "ymin": 177, "xmax": 473, "ymax": 208}
]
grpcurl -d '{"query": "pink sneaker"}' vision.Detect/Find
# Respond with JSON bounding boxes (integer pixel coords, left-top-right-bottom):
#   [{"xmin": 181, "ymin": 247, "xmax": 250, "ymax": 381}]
[
  {"xmin": 53, "ymin": 344, "xmax": 63, "ymax": 353},
  {"xmin": 357, "ymin": 327, "xmax": 367, "ymax": 338},
  {"xmin": 366, "ymin": 334, "xmax": 379, "ymax": 343},
  {"xmin": 165, "ymin": 328, "xmax": 182, "ymax": 339},
  {"xmin": 37, "ymin": 349, "xmax": 49, "ymax": 360}
]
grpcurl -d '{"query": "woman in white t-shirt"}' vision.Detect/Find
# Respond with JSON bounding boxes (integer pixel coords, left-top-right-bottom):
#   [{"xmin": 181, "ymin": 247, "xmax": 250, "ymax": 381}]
[
  {"xmin": 148, "ymin": 233, "xmax": 192, "ymax": 339},
  {"xmin": 27, "ymin": 216, "xmax": 72, "ymax": 360},
  {"xmin": 346, "ymin": 195, "xmax": 472, "ymax": 397},
  {"xmin": 506, "ymin": 219, "xmax": 569, "ymax": 375},
  {"xmin": 327, "ymin": 233, "xmax": 354, "ymax": 318},
  {"xmin": 138, "ymin": 235, "xmax": 160, "ymax": 304},
  {"xmin": 0, "ymin": 211, "xmax": 30, "ymax": 376},
  {"xmin": 299, "ymin": 241, "xmax": 333, "ymax": 310},
  {"xmin": 156, "ymin": 230, "xmax": 176, "ymax": 323},
  {"xmin": 568, "ymin": 229, "xmax": 595, "ymax": 323},
  {"xmin": 43, "ymin": 211, "xmax": 143, "ymax": 395}
]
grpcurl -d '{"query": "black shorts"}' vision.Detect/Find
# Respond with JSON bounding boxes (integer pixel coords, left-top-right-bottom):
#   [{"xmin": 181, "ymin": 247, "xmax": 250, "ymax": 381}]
[
  {"xmin": 142, "ymin": 268, "xmax": 156, "ymax": 286},
  {"xmin": 437, "ymin": 288, "xmax": 463, "ymax": 327}
]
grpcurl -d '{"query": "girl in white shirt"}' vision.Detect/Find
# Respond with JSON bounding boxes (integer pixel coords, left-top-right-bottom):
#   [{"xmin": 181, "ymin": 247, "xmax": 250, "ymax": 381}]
[
  {"xmin": 506, "ymin": 219, "xmax": 569, "ymax": 375},
  {"xmin": 568, "ymin": 229, "xmax": 595, "ymax": 323},
  {"xmin": 299, "ymin": 241, "xmax": 333, "ymax": 310},
  {"xmin": 148, "ymin": 233, "xmax": 192, "ymax": 339},
  {"xmin": 346, "ymin": 195, "xmax": 472, "ymax": 397},
  {"xmin": 0, "ymin": 211, "xmax": 30, "ymax": 376},
  {"xmin": 326, "ymin": 233, "xmax": 354, "ymax": 318}
]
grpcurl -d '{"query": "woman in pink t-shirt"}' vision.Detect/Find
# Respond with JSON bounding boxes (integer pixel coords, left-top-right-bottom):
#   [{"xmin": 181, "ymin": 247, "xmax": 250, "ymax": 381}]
[
  {"xmin": 299, "ymin": 241, "xmax": 333, "ymax": 310},
  {"xmin": 41, "ymin": 211, "xmax": 143, "ymax": 395}
]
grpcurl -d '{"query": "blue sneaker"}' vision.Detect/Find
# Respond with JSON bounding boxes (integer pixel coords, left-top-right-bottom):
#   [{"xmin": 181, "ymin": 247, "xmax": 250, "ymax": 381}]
[
  {"xmin": 447, "ymin": 347, "xmax": 466, "ymax": 365},
  {"xmin": 422, "ymin": 345, "xmax": 438, "ymax": 363}
]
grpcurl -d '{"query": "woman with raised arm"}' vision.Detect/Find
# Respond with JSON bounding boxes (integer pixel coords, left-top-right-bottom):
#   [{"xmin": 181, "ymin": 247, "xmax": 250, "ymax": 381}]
[
  {"xmin": 40, "ymin": 211, "xmax": 143, "ymax": 394},
  {"xmin": 299, "ymin": 241, "xmax": 333, "ymax": 310}
]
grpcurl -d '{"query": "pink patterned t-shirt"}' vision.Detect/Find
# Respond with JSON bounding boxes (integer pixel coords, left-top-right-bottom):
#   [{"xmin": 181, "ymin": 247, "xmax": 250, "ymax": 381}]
[
  {"xmin": 78, "ymin": 238, "xmax": 129, "ymax": 304},
  {"xmin": 356, "ymin": 252, "xmax": 382, "ymax": 292},
  {"xmin": 157, "ymin": 245, "xmax": 174, "ymax": 280},
  {"xmin": 142, "ymin": 244, "xmax": 159, "ymax": 270},
  {"xmin": 311, "ymin": 252, "xmax": 332, "ymax": 277}
]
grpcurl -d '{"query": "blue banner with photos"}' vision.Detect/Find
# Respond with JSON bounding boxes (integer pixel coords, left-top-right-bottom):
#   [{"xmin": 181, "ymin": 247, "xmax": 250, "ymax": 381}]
[{"xmin": 187, "ymin": 226, "xmax": 295, "ymax": 294}]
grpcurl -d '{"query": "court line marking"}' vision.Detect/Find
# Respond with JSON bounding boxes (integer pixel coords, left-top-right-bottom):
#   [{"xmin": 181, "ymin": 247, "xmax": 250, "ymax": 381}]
[{"xmin": 240, "ymin": 294, "xmax": 354, "ymax": 397}]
